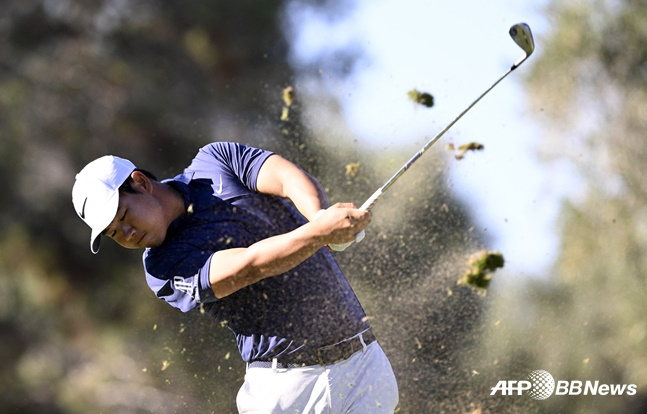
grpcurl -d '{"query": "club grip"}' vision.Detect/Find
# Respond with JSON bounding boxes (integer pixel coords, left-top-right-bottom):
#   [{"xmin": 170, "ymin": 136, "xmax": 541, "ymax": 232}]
[
  {"xmin": 359, "ymin": 189, "xmax": 383, "ymax": 212},
  {"xmin": 326, "ymin": 189, "xmax": 382, "ymax": 251},
  {"xmin": 328, "ymin": 189, "xmax": 380, "ymax": 251}
]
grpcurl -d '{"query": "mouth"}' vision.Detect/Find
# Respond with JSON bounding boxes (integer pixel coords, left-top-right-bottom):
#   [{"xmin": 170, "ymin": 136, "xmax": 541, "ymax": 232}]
[{"xmin": 138, "ymin": 233, "xmax": 146, "ymax": 246}]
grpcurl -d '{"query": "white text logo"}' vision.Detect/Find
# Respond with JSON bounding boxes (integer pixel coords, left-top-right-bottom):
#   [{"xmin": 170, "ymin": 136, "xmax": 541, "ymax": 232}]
[
  {"xmin": 491, "ymin": 370, "xmax": 637, "ymax": 400},
  {"xmin": 173, "ymin": 276, "xmax": 196, "ymax": 297}
]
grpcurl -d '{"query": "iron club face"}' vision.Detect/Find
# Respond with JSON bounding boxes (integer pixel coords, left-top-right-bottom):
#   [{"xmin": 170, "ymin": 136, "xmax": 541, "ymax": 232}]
[{"xmin": 509, "ymin": 23, "xmax": 535, "ymax": 68}]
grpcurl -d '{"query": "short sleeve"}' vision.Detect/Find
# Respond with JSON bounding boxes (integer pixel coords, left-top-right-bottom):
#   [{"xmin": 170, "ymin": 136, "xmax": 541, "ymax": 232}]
[
  {"xmin": 143, "ymin": 249, "xmax": 217, "ymax": 313},
  {"xmin": 188, "ymin": 142, "xmax": 273, "ymax": 191}
]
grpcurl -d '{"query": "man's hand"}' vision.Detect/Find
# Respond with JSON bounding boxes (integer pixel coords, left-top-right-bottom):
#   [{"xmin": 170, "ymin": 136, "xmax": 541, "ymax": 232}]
[{"xmin": 312, "ymin": 203, "xmax": 371, "ymax": 247}]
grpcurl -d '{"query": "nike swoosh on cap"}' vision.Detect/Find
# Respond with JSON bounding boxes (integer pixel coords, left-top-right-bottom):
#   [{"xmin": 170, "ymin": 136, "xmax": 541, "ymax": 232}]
[{"xmin": 80, "ymin": 197, "xmax": 88, "ymax": 219}]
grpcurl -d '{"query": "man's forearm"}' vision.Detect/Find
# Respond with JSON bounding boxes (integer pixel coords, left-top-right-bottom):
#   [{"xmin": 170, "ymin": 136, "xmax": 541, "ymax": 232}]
[
  {"xmin": 256, "ymin": 155, "xmax": 329, "ymax": 221},
  {"xmin": 209, "ymin": 221, "xmax": 327, "ymax": 298},
  {"xmin": 283, "ymin": 171, "xmax": 330, "ymax": 221}
]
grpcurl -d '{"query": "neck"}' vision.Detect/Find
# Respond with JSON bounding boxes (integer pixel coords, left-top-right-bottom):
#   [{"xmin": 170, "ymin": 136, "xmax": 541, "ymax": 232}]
[{"xmin": 156, "ymin": 181, "xmax": 186, "ymax": 223}]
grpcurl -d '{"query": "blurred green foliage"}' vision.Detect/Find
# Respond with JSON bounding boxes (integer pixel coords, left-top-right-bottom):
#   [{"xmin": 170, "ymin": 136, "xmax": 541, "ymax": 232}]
[{"xmin": 474, "ymin": 0, "xmax": 647, "ymax": 413}]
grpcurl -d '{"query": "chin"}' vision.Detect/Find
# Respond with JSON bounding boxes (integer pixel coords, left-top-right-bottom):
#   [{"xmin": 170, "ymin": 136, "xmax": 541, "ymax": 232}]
[{"xmin": 146, "ymin": 233, "xmax": 165, "ymax": 248}]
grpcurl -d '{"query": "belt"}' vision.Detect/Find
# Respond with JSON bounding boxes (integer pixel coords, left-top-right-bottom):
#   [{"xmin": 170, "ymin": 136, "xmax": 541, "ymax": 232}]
[{"xmin": 248, "ymin": 330, "xmax": 376, "ymax": 369}]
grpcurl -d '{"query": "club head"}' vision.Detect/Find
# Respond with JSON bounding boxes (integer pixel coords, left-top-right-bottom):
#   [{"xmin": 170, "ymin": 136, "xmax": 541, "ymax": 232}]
[{"xmin": 509, "ymin": 23, "xmax": 535, "ymax": 68}]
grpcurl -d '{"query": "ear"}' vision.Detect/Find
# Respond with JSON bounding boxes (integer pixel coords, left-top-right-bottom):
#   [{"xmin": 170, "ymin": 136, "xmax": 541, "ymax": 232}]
[{"xmin": 130, "ymin": 171, "xmax": 153, "ymax": 193}]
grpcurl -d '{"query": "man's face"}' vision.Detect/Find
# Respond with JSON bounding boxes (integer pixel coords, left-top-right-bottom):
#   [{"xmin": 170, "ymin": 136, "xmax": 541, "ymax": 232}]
[{"xmin": 102, "ymin": 175, "xmax": 170, "ymax": 250}]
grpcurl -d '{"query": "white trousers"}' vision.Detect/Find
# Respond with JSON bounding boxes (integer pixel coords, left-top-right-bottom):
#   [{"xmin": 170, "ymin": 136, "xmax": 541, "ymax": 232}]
[{"xmin": 236, "ymin": 342, "xmax": 399, "ymax": 413}]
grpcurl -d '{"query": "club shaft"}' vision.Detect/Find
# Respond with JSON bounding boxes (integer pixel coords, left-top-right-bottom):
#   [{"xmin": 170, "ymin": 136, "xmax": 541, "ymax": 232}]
[{"xmin": 360, "ymin": 63, "xmax": 522, "ymax": 212}]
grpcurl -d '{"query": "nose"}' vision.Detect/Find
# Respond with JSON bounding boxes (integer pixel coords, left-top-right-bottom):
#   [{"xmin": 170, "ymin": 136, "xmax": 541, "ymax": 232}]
[{"xmin": 118, "ymin": 222, "xmax": 137, "ymax": 242}]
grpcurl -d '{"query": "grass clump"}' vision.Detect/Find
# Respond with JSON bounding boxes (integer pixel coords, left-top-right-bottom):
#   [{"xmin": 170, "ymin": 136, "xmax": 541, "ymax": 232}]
[
  {"xmin": 458, "ymin": 250, "xmax": 505, "ymax": 290},
  {"xmin": 407, "ymin": 89, "xmax": 434, "ymax": 108}
]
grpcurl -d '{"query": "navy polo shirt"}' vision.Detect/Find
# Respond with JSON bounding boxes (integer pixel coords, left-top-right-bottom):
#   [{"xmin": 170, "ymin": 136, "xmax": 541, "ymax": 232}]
[{"xmin": 143, "ymin": 142, "xmax": 370, "ymax": 362}]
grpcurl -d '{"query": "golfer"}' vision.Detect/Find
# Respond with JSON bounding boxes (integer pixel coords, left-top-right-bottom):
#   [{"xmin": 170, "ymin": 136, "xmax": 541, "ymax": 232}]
[{"xmin": 73, "ymin": 141, "xmax": 399, "ymax": 413}]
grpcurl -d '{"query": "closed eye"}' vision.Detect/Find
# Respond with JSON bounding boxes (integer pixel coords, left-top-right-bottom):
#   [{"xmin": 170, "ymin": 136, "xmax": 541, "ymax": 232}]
[
  {"xmin": 104, "ymin": 209, "xmax": 128, "ymax": 239},
  {"xmin": 102, "ymin": 226, "xmax": 116, "ymax": 239},
  {"xmin": 111, "ymin": 209, "xmax": 128, "ymax": 237}
]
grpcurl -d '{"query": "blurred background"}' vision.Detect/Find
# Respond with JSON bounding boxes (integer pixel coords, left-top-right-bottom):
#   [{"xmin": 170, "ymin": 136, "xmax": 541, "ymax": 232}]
[{"xmin": 1, "ymin": 0, "xmax": 646, "ymax": 413}]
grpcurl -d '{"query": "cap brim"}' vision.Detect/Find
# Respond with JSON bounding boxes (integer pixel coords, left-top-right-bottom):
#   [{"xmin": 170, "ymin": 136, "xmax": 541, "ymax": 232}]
[
  {"xmin": 89, "ymin": 190, "xmax": 120, "ymax": 254},
  {"xmin": 90, "ymin": 231, "xmax": 102, "ymax": 254}
]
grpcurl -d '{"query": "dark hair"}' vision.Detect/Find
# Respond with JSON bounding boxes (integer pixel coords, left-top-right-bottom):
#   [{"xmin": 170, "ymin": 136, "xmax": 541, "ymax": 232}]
[{"xmin": 119, "ymin": 168, "xmax": 158, "ymax": 194}]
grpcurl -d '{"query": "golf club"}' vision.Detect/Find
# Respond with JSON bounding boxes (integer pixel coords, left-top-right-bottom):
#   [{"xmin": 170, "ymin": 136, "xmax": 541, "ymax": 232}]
[{"xmin": 329, "ymin": 23, "xmax": 535, "ymax": 251}]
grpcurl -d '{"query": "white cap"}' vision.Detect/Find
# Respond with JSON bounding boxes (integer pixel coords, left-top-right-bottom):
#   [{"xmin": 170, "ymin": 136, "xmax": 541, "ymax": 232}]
[{"xmin": 72, "ymin": 155, "xmax": 136, "ymax": 254}]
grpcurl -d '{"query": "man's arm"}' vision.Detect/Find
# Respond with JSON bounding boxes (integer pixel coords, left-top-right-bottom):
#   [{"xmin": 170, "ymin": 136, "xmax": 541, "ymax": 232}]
[
  {"xmin": 255, "ymin": 154, "xmax": 329, "ymax": 221},
  {"xmin": 209, "ymin": 203, "xmax": 369, "ymax": 298}
]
